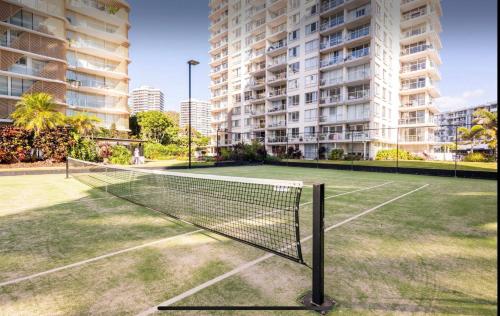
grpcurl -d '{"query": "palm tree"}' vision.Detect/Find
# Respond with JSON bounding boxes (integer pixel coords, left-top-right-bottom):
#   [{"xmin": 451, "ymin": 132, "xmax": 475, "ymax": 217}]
[
  {"xmin": 458, "ymin": 125, "xmax": 484, "ymax": 153},
  {"xmin": 473, "ymin": 109, "xmax": 497, "ymax": 151},
  {"xmin": 10, "ymin": 93, "xmax": 65, "ymax": 136},
  {"xmin": 66, "ymin": 113, "xmax": 101, "ymax": 137}
]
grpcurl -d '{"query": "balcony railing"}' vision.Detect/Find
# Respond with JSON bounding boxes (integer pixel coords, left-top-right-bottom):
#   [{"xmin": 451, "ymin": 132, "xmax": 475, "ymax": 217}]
[
  {"xmin": 401, "ymin": 44, "xmax": 434, "ymax": 56},
  {"xmin": 268, "ymin": 73, "xmax": 286, "ymax": 82},
  {"xmin": 267, "ymin": 136, "xmax": 288, "ymax": 143},
  {"xmin": 319, "ymin": 56, "xmax": 343, "ymax": 68},
  {"xmin": 347, "ymin": 47, "xmax": 370, "ymax": 60},
  {"xmin": 321, "ymin": 0, "xmax": 345, "ymax": 13},
  {"xmin": 347, "ymin": 89, "xmax": 370, "ymax": 100},
  {"xmin": 401, "ymin": 100, "xmax": 426, "ymax": 108},
  {"xmin": 346, "ymin": 6, "xmax": 371, "ymax": 22},
  {"xmin": 270, "ymin": 7, "xmax": 286, "ymax": 20},
  {"xmin": 402, "ymin": 7, "xmax": 428, "ymax": 21},
  {"xmin": 346, "ymin": 26, "xmax": 370, "ymax": 41},
  {"xmin": 268, "ymin": 41, "xmax": 287, "ymax": 52},
  {"xmin": 269, "ymin": 89, "xmax": 286, "ymax": 97},
  {"xmin": 268, "ymin": 106, "xmax": 286, "ymax": 113},
  {"xmin": 347, "ymin": 70, "xmax": 370, "ymax": 82},
  {"xmin": 268, "ymin": 121, "xmax": 286, "ymax": 128},
  {"xmin": 399, "ymin": 117, "xmax": 436, "ymax": 125},
  {"xmin": 320, "ymin": 38, "xmax": 343, "ymax": 50},
  {"xmin": 401, "ymin": 81, "xmax": 426, "ymax": 90},
  {"xmin": 320, "ymin": 16, "xmax": 344, "ymax": 32},
  {"xmin": 320, "ymin": 77, "xmax": 342, "ymax": 86},
  {"xmin": 400, "ymin": 135, "xmax": 434, "ymax": 143},
  {"xmin": 250, "ymin": 110, "xmax": 266, "ymax": 116},
  {"xmin": 320, "ymin": 95, "xmax": 343, "ymax": 104},
  {"xmin": 401, "ymin": 63, "xmax": 426, "ymax": 73}
]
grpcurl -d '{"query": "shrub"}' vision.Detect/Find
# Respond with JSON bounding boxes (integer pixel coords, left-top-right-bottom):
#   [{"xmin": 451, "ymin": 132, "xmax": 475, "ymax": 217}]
[
  {"xmin": 70, "ymin": 138, "xmax": 99, "ymax": 162},
  {"xmin": 286, "ymin": 146, "xmax": 302, "ymax": 159},
  {"xmin": 99, "ymin": 143, "xmax": 112, "ymax": 160},
  {"xmin": 0, "ymin": 127, "xmax": 32, "ymax": 163},
  {"xmin": 344, "ymin": 153, "xmax": 362, "ymax": 161},
  {"xmin": 216, "ymin": 142, "xmax": 267, "ymax": 162},
  {"xmin": 35, "ymin": 127, "xmax": 74, "ymax": 162},
  {"xmin": 109, "ymin": 145, "xmax": 131, "ymax": 165},
  {"xmin": 463, "ymin": 152, "xmax": 488, "ymax": 162},
  {"xmin": 144, "ymin": 142, "xmax": 187, "ymax": 160},
  {"xmin": 375, "ymin": 149, "xmax": 418, "ymax": 161},
  {"xmin": 329, "ymin": 149, "xmax": 344, "ymax": 160}
]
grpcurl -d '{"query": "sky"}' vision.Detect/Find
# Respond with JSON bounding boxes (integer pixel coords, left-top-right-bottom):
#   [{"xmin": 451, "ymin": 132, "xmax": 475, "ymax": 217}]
[{"xmin": 128, "ymin": 0, "xmax": 498, "ymax": 113}]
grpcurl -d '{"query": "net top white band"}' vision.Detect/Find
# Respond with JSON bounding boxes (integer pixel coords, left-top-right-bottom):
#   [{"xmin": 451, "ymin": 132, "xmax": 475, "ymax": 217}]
[{"xmin": 68, "ymin": 158, "xmax": 303, "ymax": 188}]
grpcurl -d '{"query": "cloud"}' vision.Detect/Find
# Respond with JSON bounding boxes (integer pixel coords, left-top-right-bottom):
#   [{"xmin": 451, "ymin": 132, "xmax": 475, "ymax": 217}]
[{"xmin": 434, "ymin": 89, "xmax": 487, "ymax": 112}]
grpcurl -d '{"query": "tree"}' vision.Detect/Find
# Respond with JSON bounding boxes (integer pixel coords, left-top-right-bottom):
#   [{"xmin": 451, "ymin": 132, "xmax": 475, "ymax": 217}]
[
  {"xmin": 11, "ymin": 93, "xmax": 65, "ymax": 137},
  {"xmin": 136, "ymin": 111, "xmax": 175, "ymax": 144},
  {"xmin": 164, "ymin": 111, "xmax": 180, "ymax": 127},
  {"xmin": 66, "ymin": 113, "xmax": 101, "ymax": 137},
  {"xmin": 473, "ymin": 109, "xmax": 497, "ymax": 155},
  {"xmin": 458, "ymin": 125, "xmax": 484, "ymax": 153},
  {"xmin": 129, "ymin": 115, "xmax": 140, "ymax": 136}
]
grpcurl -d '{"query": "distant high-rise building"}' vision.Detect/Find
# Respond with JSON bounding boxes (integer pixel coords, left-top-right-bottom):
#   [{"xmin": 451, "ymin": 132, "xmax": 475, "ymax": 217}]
[
  {"xmin": 130, "ymin": 86, "xmax": 165, "ymax": 114},
  {"xmin": 437, "ymin": 102, "xmax": 497, "ymax": 144},
  {"xmin": 0, "ymin": 0, "xmax": 131, "ymax": 131},
  {"xmin": 208, "ymin": 0, "xmax": 442, "ymax": 158},
  {"xmin": 180, "ymin": 99, "xmax": 210, "ymax": 136}
]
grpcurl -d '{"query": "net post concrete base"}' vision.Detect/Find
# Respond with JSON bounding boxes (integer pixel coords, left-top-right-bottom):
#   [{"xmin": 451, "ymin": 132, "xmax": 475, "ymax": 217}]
[{"xmin": 301, "ymin": 292, "xmax": 335, "ymax": 314}]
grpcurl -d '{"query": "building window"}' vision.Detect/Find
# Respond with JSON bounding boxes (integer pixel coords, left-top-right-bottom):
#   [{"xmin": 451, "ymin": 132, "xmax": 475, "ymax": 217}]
[
  {"xmin": 288, "ymin": 95, "xmax": 299, "ymax": 106},
  {"xmin": 288, "ymin": 111, "xmax": 299, "ymax": 122},
  {"xmin": 305, "ymin": 39, "xmax": 319, "ymax": 54},
  {"xmin": 305, "ymin": 91, "xmax": 318, "ymax": 104},
  {"xmin": 288, "ymin": 79, "xmax": 299, "ymax": 90},
  {"xmin": 288, "ymin": 46, "xmax": 299, "ymax": 58},
  {"xmin": 305, "ymin": 22, "xmax": 318, "ymax": 35},
  {"xmin": 0, "ymin": 75, "xmax": 7, "ymax": 95},
  {"xmin": 304, "ymin": 74, "xmax": 317, "ymax": 87},
  {"xmin": 288, "ymin": 29, "xmax": 299, "ymax": 41},
  {"xmin": 305, "ymin": 57, "xmax": 318, "ymax": 70},
  {"xmin": 289, "ymin": 62, "xmax": 300, "ymax": 74}
]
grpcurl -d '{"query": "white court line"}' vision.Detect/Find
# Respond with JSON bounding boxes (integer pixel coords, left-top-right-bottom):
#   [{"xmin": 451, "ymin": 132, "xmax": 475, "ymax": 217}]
[
  {"xmin": 0, "ymin": 182, "xmax": 392, "ymax": 288},
  {"xmin": 136, "ymin": 183, "xmax": 429, "ymax": 316},
  {"xmin": 0, "ymin": 229, "xmax": 203, "ymax": 288}
]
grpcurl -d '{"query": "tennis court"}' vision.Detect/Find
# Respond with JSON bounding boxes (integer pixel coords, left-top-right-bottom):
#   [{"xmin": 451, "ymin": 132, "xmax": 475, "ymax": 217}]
[{"xmin": 0, "ymin": 164, "xmax": 496, "ymax": 315}]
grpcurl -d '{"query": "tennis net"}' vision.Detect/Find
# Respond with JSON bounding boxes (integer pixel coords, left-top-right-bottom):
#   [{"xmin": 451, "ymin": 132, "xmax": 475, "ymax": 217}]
[{"xmin": 68, "ymin": 158, "xmax": 305, "ymax": 263}]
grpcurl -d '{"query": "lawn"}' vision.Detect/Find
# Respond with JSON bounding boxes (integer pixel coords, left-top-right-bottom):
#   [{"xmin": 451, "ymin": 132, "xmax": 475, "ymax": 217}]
[
  {"xmin": 283, "ymin": 159, "xmax": 498, "ymax": 172},
  {"xmin": 0, "ymin": 165, "xmax": 496, "ymax": 315}
]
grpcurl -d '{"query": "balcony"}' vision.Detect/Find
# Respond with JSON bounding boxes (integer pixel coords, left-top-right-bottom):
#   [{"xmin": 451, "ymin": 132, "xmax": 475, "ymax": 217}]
[
  {"xmin": 320, "ymin": 95, "xmax": 343, "ymax": 105},
  {"xmin": 267, "ymin": 73, "xmax": 287, "ymax": 84},
  {"xmin": 321, "ymin": 0, "xmax": 345, "ymax": 14},
  {"xmin": 267, "ymin": 136, "xmax": 288, "ymax": 143},
  {"xmin": 267, "ymin": 41, "xmax": 287, "ymax": 56},
  {"xmin": 320, "ymin": 17, "xmax": 344, "ymax": 33},
  {"xmin": 248, "ymin": 79, "xmax": 266, "ymax": 89},
  {"xmin": 269, "ymin": 7, "xmax": 286, "ymax": 22},
  {"xmin": 267, "ymin": 58, "xmax": 287, "ymax": 71},
  {"xmin": 347, "ymin": 89, "xmax": 370, "ymax": 101},
  {"xmin": 267, "ymin": 105, "xmax": 286, "ymax": 114},
  {"xmin": 400, "ymin": 135, "xmax": 435, "ymax": 143},
  {"xmin": 345, "ymin": 26, "xmax": 370, "ymax": 43},
  {"xmin": 401, "ymin": 44, "xmax": 435, "ymax": 56},
  {"xmin": 66, "ymin": 0, "xmax": 129, "ymax": 25},
  {"xmin": 268, "ymin": 89, "xmax": 286, "ymax": 99},
  {"xmin": 319, "ymin": 56, "xmax": 344, "ymax": 69},
  {"xmin": 10, "ymin": 0, "xmax": 64, "ymax": 18},
  {"xmin": 346, "ymin": 70, "xmax": 370, "ymax": 83},
  {"xmin": 346, "ymin": 6, "xmax": 371, "ymax": 23},
  {"xmin": 267, "ymin": 121, "xmax": 286, "ymax": 128},
  {"xmin": 252, "ymin": 123, "xmax": 266, "ymax": 129},
  {"xmin": 320, "ymin": 38, "xmax": 343, "ymax": 51},
  {"xmin": 346, "ymin": 47, "xmax": 370, "ymax": 63},
  {"xmin": 250, "ymin": 110, "xmax": 266, "ymax": 116},
  {"xmin": 250, "ymin": 63, "xmax": 266, "ymax": 74},
  {"xmin": 399, "ymin": 117, "xmax": 436, "ymax": 126},
  {"xmin": 320, "ymin": 77, "xmax": 342, "ymax": 87}
]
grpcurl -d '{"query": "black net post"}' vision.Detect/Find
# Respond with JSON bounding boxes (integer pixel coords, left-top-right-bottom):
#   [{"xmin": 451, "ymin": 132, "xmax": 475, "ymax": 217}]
[
  {"xmin": 216, "ymin": 128, "xmax": 219, "ymax": 160},
  {"xmin": 302, "ymin": 183, "xmax": 334, "ymax": 311}
]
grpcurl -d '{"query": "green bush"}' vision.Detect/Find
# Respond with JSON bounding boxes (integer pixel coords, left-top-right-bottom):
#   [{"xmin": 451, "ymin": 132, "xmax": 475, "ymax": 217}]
[
  {"xmin": 109, "ymin": 145, "xmax": 131, "ymax": 165},
  {"xmin": 463, "ymin": 152, "xmax": 488, "ymax": 162},
  {"xmin": 35, "ymin": 127, "xmax": 74, "ymax": 162},
  {"xmin": 70, "ymin": 138, "xmax": 100, "ymax": 162},
  {"xmin": 144, "ymin": 142, "xmax": 187, "ymax": 160},
  {"xmin": 218, "ymin": 142, "xmax": 267, "ymax": 162},
  {"xmin": 329, "ymin": 149, "xmax": 344, "ymax": 160},
  {"xmin": 375, "ymin": 149, "xmax": 418, "ymax": 161}
]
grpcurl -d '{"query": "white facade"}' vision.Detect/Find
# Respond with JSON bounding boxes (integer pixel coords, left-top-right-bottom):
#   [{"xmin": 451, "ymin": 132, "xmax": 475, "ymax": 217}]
[
  {"xmin": 130, "ymin": 86, "xmax": 165, "ymax": 114},
  {"xmin": 208, "ymin": 0, "xmax": 442, "ymax": 159},
  {"xmin": 180, "ymin": 99, "xmax": 211, "ymax": 136}
]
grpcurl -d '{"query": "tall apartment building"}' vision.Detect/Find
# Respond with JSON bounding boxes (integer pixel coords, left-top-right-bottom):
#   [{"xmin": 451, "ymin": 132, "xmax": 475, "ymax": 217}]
[
  {"xmin": 437, "ymin": 101, "xmax": 497, "ymax": 144},
  {"xmin": 0, "ymin": 0, "xmax": 130, "ymax": 130},
  {"xmin": 208, "ymin": 0, "xmax": 442, "ymax": 159},
  {"xmin": 130, "ymin": 85, "xmax": 165, "ymax": 114},
  {"xmin": 180, "ymin": 99, "xmax": 211, "ymax": 136}
]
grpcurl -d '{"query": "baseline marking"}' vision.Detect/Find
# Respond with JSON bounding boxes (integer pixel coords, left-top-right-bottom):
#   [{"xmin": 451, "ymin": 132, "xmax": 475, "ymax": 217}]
[{"xmin": 137, "ymin": 184, "xmax": 429, "ymax": 315}]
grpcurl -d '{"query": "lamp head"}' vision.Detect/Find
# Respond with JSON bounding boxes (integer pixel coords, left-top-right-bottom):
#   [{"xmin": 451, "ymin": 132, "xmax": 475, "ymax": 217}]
[{"xmin": 188, "ymin": 60, "xmax": 200, "ymax": 66}]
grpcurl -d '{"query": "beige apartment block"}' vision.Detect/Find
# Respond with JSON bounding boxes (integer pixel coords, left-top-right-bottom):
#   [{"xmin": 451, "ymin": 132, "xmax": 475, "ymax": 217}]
[
  {"xmin": 208, "ymin": 0, "xmax": 442, "ymax": 159},
  {"xmin": 0, "ymin": 0, "xmax": 130, "ymax": 131},
  {"xmin": 180, "ymin": 99, "xmax": 211, "ymax": 136},
  {"xmin": 130, "ymin": 85, "xmax": 165, "ymax": 114}
]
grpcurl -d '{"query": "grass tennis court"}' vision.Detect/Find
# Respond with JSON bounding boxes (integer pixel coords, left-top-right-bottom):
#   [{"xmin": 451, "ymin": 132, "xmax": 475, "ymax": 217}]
[{"xmin": 0, "ymin": 165, "xmax": 497, "ymax": 315}]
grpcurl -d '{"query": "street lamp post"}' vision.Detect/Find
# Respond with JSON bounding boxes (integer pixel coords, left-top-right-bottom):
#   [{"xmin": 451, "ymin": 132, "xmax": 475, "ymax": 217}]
[{"xmin": 187, "ymin": 59, "xmax": 199, "ymax": 169}]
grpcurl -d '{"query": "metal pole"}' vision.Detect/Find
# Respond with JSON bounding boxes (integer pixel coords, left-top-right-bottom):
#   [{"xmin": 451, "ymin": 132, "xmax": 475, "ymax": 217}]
[
  {"xmin": 312, "ymin": 183, "xmax": 325, "ymax": 306},
  {"xmin": 66, "ymin": 155, "xmax": 69, "ymax": 179},
  {"xmin": 396, "ymin": 127, "xmax": 399, "ymax": 172},
  {"xmin": 454, "ymin": 125, "xmax": 458, "ymax": 177},
  {"xmin": 351, "ymin": 130, "xmax": 354, "ymax": 171},
  {"xmin": 316, "ymin": 132, "xmax": 320, "ymax": 168},
  {"xmin": 188, "ymin": 63, "xmax": 192, "ymax": 169},
  {"xmin": 216, "ymin": 128, "xmax": 220, "ymax": 161}
]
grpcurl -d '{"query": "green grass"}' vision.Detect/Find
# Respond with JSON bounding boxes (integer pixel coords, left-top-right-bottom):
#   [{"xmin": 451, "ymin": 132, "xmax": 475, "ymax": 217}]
[
  {"xmin": 283, "ymin": 158, "xmax": 498, "ymax": 172},
  {"xmin": 0, "ymin": 166, "xmax": 496, "ymax": 315}
]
